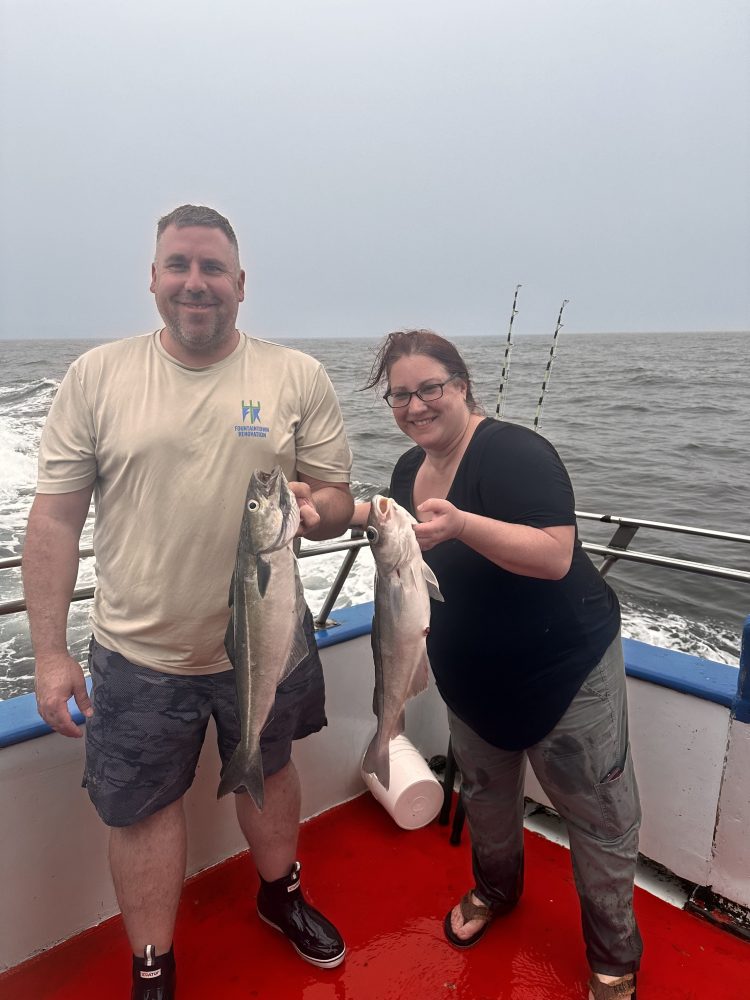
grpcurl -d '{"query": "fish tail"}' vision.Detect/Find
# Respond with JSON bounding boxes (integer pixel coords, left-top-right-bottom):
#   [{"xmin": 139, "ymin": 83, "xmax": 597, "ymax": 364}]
[
  {"xmin": 217, "ymin": 744, "xmax": 265, "ymax": 809},
  {"xmin": 363, "ymin": 735, "xmax": 391, "ymax": 791}
]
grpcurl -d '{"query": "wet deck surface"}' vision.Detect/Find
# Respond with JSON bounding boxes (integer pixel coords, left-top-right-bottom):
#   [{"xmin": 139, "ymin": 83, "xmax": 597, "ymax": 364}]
[{"xmin": 2, "ymin": 793, "xmax": 748, "ymax": 999}]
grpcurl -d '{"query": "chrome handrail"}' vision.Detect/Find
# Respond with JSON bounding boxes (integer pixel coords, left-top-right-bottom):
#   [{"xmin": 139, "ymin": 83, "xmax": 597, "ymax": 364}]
[
  {"xmin": 576, "ymin": 511, "xmax": 750, "ymax": 546},
  {"xmin": 581, "ymin": 544, "xmax": 750, "ymax": 583},
  {"xmin": 1, "ymin": 511, "xmax": 748, "ymax": 618},
  {"xmin": 575, "ymin": 511, "xmax": 750, "ymax": 579},
  {"xmin": 0, "ymin": 548, "xmax": 95, "ymax": 571}
]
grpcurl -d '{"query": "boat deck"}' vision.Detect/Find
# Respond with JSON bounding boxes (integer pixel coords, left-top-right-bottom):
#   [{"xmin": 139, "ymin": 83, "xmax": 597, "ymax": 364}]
[{"xmin": 2, "ymin": 793, "xmax": 748, "ymax": 999}]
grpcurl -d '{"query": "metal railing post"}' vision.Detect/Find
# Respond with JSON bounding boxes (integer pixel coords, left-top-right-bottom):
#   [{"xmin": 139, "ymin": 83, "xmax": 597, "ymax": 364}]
[
  {"xmin": 598, "ymin": 523, "xmax": 640, "ymax": 577},
  {"xmin": 313, "ymin": 528, "xmax": 366, "ymax": 630}
]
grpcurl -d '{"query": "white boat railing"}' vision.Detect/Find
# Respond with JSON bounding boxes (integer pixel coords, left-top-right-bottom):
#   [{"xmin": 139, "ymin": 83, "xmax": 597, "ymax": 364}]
[
  {"xmin": 1, "ymin": 511, "xmax": 748, "ymax": 715},
  {"xmin": 1, "ymin": 511, "xmax": 749, "ymax": 621},
  {"xmin": 575, "ymin": 511, "xmax": 750, "ymax": 582}
]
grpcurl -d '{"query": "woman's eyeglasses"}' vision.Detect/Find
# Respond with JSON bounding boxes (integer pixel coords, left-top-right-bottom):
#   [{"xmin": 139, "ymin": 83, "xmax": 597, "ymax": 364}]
[{"xmin": 384, "ymin": 373, "xmax": 461, "ymax": 409}]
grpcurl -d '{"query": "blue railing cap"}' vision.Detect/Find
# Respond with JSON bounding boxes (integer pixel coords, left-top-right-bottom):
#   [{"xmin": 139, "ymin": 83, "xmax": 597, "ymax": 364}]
[
  {"xmin": 0, "ymin": 606, "xmax": 746, "ymax": 750},
  {"xmin": 0, "ymin": 604, "xmax": 375, "ymax": 749},
  {"xmin": 732, "ymin": 614, "xmax": 750, "ymax": 723},
  {"xmin": 622, "ymin": 637, "xmax": 740, "ymax": 709}
]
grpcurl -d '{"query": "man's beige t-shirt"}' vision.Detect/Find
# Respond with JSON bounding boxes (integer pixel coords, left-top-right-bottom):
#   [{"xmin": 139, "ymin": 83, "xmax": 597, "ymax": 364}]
[{"xmin": 36, "ymin": 332, "xmax": 353, "ymax": 675}]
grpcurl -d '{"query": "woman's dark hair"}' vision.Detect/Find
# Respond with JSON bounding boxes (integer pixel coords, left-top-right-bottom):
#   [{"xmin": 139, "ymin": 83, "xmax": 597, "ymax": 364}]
[{"xmin": 362, "ymin": 329, "xmax": 481, "ymax": 412}]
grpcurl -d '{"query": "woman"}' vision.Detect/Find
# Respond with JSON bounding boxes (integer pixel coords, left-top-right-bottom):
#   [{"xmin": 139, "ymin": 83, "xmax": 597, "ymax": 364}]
[{"xmin": 358, "ymin": 330, "xmax": 642, "ymax": 1000}]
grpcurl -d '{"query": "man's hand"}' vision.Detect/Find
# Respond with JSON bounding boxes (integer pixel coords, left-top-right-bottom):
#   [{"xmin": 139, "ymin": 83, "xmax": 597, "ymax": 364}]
[
  {"xmin": 289, "ymin": 480, "xmax": 322, "ymax": 537},
  {"xmin": 290, "ymin": 475, "xmax": 353, "ymax": 541},
  {"xmin": 35, "ymin": 652, "xmax": 93, "ymax": 739},
  {"xmin": 23, "ymin": 486, "xmax": 95, "ymax": 733}
]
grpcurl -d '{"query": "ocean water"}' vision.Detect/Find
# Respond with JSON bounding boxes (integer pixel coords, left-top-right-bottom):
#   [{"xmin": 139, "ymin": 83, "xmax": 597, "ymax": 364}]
[{"xmin": 1, "ymin": 331, "xmax": 748, "ymax": 701}]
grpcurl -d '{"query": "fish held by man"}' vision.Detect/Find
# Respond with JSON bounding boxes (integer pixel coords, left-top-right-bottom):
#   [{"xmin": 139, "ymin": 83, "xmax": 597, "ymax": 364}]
[
  {"xmin": 362, "ymin": 495, "xmax": 443, "ymax": 790},
  {"xmin": 218, "ymin": 465, "xmax": 310, "ymax": 808}
]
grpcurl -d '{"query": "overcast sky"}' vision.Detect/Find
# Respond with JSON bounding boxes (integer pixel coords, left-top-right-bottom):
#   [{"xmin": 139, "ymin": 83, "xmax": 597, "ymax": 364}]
[{"xmin": 1, "ymin": 0, "xmax": 748, "ymax": 340}]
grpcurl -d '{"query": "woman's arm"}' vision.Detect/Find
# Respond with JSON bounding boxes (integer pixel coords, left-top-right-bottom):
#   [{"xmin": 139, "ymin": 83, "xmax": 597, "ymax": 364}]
[
  {"xmin": 413, "ymin": 498, "xmax": 574, "ymax": 580},
  {"xmin": 350, "ymin": 502, "xmax": 372, "ymax": 529}
]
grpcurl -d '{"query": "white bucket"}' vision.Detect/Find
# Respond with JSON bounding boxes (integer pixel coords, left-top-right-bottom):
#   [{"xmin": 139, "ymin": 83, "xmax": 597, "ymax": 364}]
[{"xmin": 361, "ymin": 734, "xmax": 444, "ymax": 830}]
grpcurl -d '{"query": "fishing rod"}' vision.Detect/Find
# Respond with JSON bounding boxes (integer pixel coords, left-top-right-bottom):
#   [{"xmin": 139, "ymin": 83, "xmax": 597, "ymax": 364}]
[
  {"xmin": 494, "ymin": 284, "xmax": 522, "ymax": 420},
  {"xmin": 532, "ymin": 298, "xmax": 569, "ymax": 433}
]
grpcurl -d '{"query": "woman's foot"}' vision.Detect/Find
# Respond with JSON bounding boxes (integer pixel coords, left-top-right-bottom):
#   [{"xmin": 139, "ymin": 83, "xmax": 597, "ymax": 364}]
[
  {"xmin": 443, "ymin": 891, "xmax": 494, "ymax": 949},
  {"xmin": 588, "ymin": 972, "xmax": 637, "ymax": 998}
]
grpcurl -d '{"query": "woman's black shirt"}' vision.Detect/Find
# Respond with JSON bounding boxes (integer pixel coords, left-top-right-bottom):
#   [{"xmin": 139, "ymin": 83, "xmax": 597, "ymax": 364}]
[{"xmin": 389, "ymin": 418, "xmax": 620, "ymax": 749}]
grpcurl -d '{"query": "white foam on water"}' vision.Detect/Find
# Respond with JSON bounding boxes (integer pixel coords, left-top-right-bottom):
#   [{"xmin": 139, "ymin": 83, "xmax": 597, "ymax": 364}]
[
  {"xmin": 621, "ymin": 607, "xmax": 740, "ymax": 667},
  {"xmin": 0, "ymin": 416, "xmax": 38, "ymax": 502},
  {"xmin": 299, "ymin": 535, "xmax": 376, "ymax": 616},
  {"xmin": 0, "ymin": 378, "xmax": 59, "ymax": 513}
]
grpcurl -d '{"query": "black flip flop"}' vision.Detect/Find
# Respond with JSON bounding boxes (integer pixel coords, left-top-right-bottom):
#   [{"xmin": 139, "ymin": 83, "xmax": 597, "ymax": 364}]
[{"xmin": 443, "ymin": 891, "xmax": 493, "ymax": 949}]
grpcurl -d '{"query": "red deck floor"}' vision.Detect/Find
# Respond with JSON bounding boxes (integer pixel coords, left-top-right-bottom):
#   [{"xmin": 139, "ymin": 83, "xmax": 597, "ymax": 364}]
[{"xmin": 2, "ymin": 793, "xmax": 748, "ymax": 999}]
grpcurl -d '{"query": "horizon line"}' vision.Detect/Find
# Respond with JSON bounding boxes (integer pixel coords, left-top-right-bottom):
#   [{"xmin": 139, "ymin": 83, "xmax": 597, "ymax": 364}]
[{"xmin": 2, "ymin": 328, "xmax": 749, "ymax": 343}]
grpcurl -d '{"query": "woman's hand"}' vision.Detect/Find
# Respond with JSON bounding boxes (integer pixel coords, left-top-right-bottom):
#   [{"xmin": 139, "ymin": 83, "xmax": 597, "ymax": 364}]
[{"xmin": 413, "ymin": 498, "xmax": 467, "ymax": 550}]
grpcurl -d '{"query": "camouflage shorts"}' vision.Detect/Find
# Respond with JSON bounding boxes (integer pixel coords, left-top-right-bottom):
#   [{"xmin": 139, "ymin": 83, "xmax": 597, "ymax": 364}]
[{"xmin": 82, "ymin": 614, "xmax": 326, "ymax": 827}]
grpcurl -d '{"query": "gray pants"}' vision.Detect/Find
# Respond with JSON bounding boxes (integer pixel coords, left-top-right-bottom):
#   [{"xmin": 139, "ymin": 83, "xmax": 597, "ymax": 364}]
[{"xmin": 448, "ymin": 634, "xmax": 642, "ymax": 976}]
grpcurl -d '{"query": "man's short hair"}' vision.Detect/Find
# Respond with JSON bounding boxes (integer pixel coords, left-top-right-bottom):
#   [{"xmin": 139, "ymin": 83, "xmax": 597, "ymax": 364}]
[{"xmin": 156, "ymin": 205, "xmax": 239, "ymax": 257}]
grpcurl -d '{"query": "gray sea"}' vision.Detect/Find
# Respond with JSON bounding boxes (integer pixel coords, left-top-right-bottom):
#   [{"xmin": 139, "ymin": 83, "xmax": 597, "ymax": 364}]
[{"xmin": 1, "ymin": 331, "xmax": 749, "ymax": 701}]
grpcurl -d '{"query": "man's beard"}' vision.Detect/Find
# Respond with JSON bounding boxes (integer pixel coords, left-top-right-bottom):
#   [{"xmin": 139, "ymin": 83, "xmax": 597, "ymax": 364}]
[{"xmin": 169, "ymin": 311, "xmax": 234, "ymax": 355}]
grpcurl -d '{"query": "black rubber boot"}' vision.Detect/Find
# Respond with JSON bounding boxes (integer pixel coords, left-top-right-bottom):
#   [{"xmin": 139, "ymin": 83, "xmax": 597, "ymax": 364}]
[
  {"xmin": 256, "ymin": 861, "xmax": 346, "ymax": 969},
  {"xmin": 131, "ymin": 945, "xmax": 176, "ymax": 1000}
]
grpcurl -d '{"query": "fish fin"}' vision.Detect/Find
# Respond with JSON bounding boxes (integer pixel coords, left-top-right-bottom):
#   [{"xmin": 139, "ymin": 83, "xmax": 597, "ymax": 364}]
[
  {"xmin": 406, "ymin": 652, "xmax": 430, "ymax": 701},
  {"xmin": 370, "ymin": 614, "xmax": 384, "ymax": 717},
  {"xmin": 217, "ymin": 744, "xmax": 265, "ymax": 809},
  {"xmin": 256, "ymin": 555, "xmax": 271, "ymax": 597},
  {"xmin": 422, "ymin": 563, "xmax": 444, "ymax": 602},
  {"xmin": 362, "ymin": 733, "xmax": 390, "ymax": 790},
  {"xmin": 390, "ymin": 580, "xmax": 404, "ymax": 618},
  {"xmin": 223, "ymin": 610, "xmax": 236, "ymax": 667},
  {"xmin": 278, "ymin": 595, "xmax": 311, "ymax": 686},
  {"xmin": 394, "ymin": 708, "xmax": 407, "ymax": 738},
  {"xmin": 279, "ymin": 628, "xmax": 309, "ymax": 686},
  {"xmin": 369, "ymin": 611, "xmax": 379, "ymax": 659}
]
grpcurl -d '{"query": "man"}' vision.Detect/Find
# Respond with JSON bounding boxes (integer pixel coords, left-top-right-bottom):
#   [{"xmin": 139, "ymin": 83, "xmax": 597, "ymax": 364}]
[{"xmin": 23, "ymin": 205, "xmax": 354, "ymax": 999}]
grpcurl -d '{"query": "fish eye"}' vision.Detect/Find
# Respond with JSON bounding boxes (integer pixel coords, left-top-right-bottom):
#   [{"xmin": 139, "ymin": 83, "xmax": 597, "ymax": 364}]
[
  {"xmin": 366, "ymin": 526, "xmax": 379, "ymax": 543},
  {"xmin": 247, "ymin": 499, "xmax": 260, "ymax": 512}
]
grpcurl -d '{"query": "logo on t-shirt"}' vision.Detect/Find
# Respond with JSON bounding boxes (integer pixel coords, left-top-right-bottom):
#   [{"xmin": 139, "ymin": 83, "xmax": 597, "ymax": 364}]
[
  {"xmin": 242, "ymin": 399, "xmax": 262, "ymax": 423},
  {"xmin": 235, "ymin": 399, "xmax": 270, "ymax": 438}
]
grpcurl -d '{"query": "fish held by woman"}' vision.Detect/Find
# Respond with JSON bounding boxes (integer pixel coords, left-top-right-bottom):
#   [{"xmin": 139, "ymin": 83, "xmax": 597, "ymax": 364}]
[
  {"xmin": 363, "ymin": 495, "xmax": 443, "ymax": 789},
  {"xmin": 218, "ymin": 465, "xmax": 310, "ymax": 808}
]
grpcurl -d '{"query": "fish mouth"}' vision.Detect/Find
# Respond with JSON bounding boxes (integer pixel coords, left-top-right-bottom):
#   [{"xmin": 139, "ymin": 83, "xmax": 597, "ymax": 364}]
[
  {"xmin": 366, "ymin": 495, "xmax": 392, "ymax": 543},
  {"xmin": 252, "ymin": 467, "xmax": 279, "ymax": 491},
  {"xmin": 251, "ymin": 466, "xmax": 287, "ymax": 501},
  {"xmin": 247, "ymin": 466, "xmax": 299, "ymax": 548}
]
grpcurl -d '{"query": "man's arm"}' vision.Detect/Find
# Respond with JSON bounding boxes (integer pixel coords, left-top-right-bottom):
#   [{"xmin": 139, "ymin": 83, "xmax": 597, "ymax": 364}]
[
  {"xmin": 22, "ymin": 486, "xmax": 95, "ymax": 738},
  {"xmin": 291, "ymin": 474, "xmax": 354, "ymax": 541}
]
